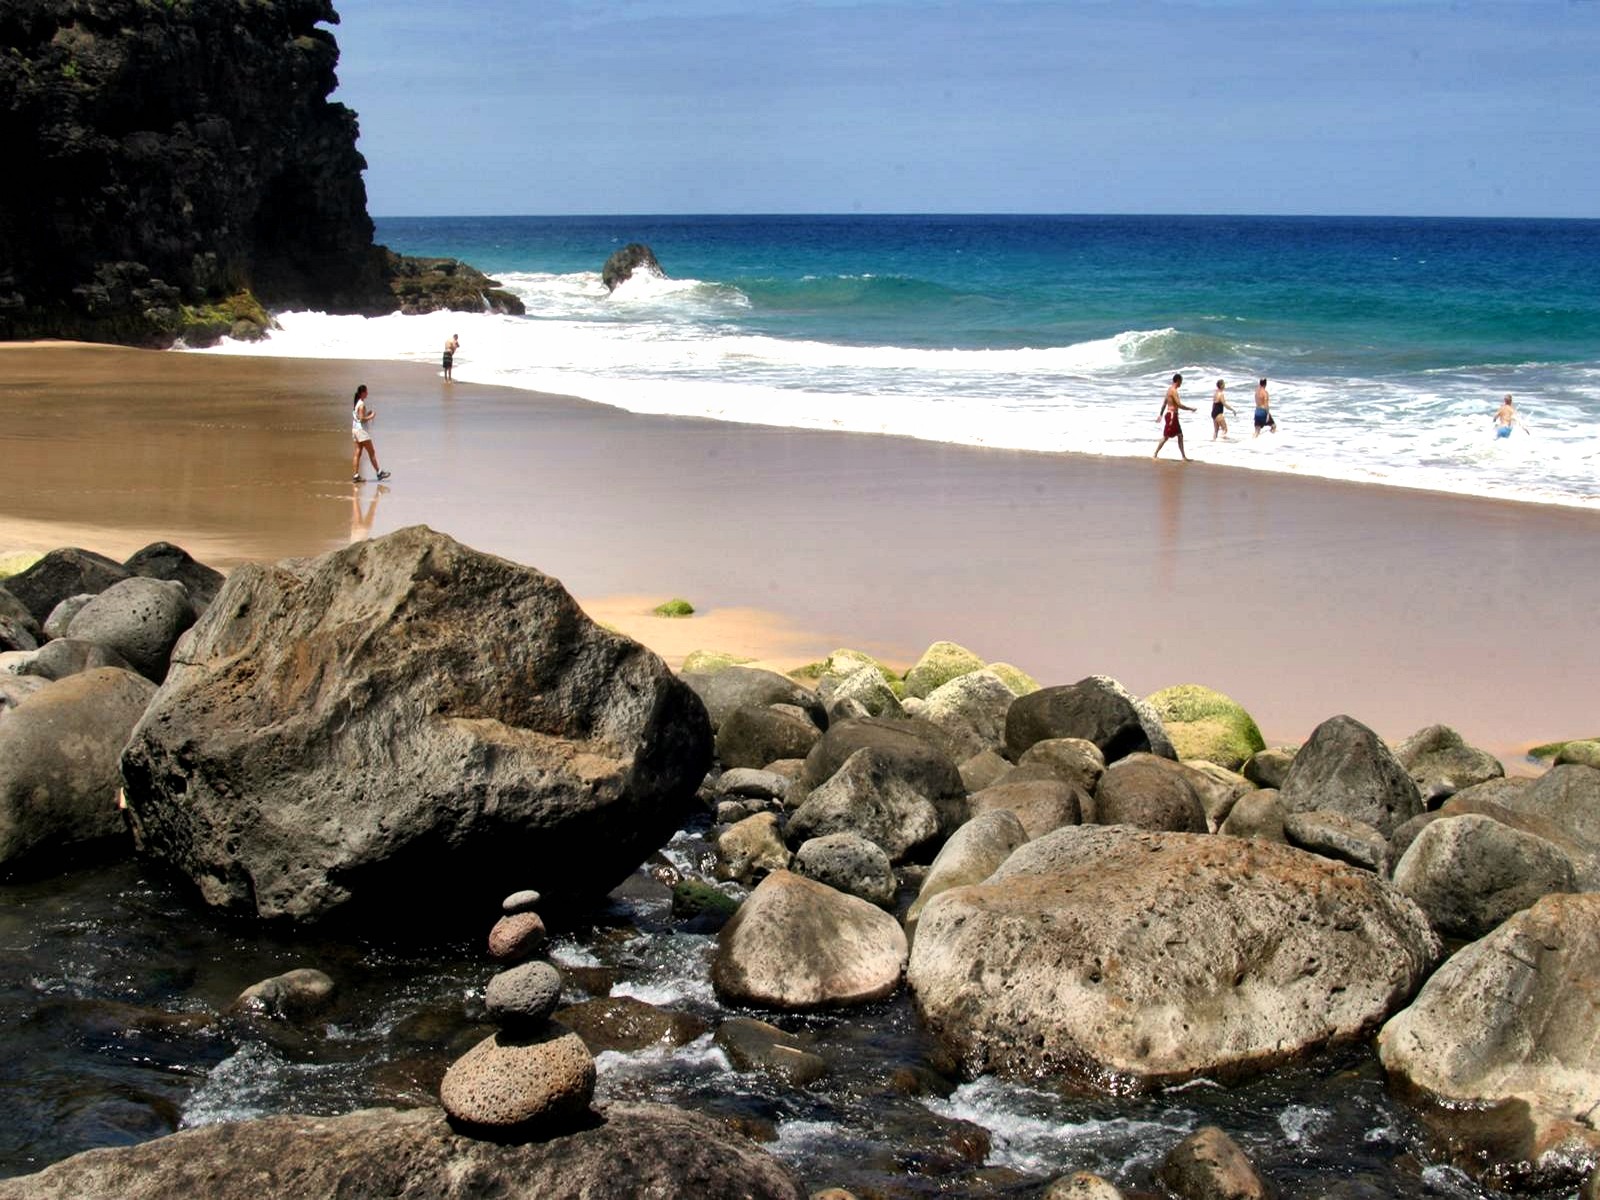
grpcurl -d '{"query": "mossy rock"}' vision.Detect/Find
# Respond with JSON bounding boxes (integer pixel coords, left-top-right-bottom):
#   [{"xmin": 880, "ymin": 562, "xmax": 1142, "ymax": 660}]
[
  {"xmin": 1144, "ymin": 684, "xmax": 1266, "ymax": 771},
  {"xmin": 1554, "ymin": 739, "xmax": 1600, "ymax": 769},
  {"xmin": 680, "ymin": 650, "xmax": 755, "ymax": 675},
  {"xmin": 1529, "ymin": 738, "xmax": 1600, "ymax": 762},
  {"xmin": 670, "ymin": 880, "xmax": 740, "ymax": 921},
  {"xmin": 652, "ymin": 598, "xmax": 695, "ymax": 618},
  {"xmin": 904, "ymin": 641, "xmax": 985, "ymax": 700},
  {"xmin": 799, "ymin": 647, "xmax": 905, "ymax": 698},
  {"xmin": 986, "ymin": 662, "xmax": 1040, "ymax": 697},
  {"xmin": 0, "ymin": 551, "xmax": 45, "ymax": 579},
  {"xmin": 179, "ymin": 290, "xmax": 274, "ymax": 346}
]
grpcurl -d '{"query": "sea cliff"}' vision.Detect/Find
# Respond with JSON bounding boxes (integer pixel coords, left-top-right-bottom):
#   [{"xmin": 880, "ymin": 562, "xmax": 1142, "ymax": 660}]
[{"xmin": 0, "ymin": 0, "xmax": 518, "ymax": 346}]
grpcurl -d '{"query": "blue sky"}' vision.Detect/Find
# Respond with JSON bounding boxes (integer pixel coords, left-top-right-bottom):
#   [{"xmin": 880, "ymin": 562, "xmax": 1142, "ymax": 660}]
[{"xmin": 329, "ymin": 0, "xmax": 1598, "ymax": 218}]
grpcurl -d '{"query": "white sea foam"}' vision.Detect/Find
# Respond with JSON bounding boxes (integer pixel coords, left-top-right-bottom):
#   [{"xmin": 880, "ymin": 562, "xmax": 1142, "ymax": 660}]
[
  {"xmin": 924, "ymin": 1077, "xmax": 1196, "ymax": 1175},
  {"xmin": 191, "ymin": 273, "xmax": 1600, "ymax": 509}
]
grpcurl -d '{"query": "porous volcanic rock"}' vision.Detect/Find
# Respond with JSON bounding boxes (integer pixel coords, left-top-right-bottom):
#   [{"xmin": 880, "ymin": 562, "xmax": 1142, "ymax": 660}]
[
  {"xmin": 713, "ymin": 870, "xmax": 908, "ymax": 1009},
  {"xmin": 905, "ymin": 808, "xmax": 1028, "ymax": 935},
  {"xmin": 439, "ymin": 1028, "xmax": 595, "ymax": 1133},
  {"xmin": 1278, "ymin": 715, "xmax": 1421, "ymax": 838},
  {"xmin": 485, "ymin": 961, "xmax": 563, "ymax": 1029},
  {"xmin": 1378, "ymin": 893, "xmax": 1600, "ymax": 1189},
  {"xmin": 0, "ymin": 1103, "xmax": 805, "ymax": 1200},
  {"xmin": 0, "ymin": 667, "xmax": 155, "ymax": 869},
  {"xmin": 919, "ymin": 668, "xmax": 1015, "ymax": 761},
  {"xmin": 967, "ymin": 777, "xmax": 1083, "ymax": 839},
  {"xmin": 908, "ymin": 825, "xmax": 1439, "ymax": 1091},
  {"xmin": 119, "ymin": 527, "xmax": 712, "ymax": 924},
  {"xmin": 792, "ymin": 831, "xmax": 898, "ymax": 907},
  {"xmin": 122, "ymin": 542, "xmax": 226, "ymax": 615},
  {"xmin": 65, "ymin": 577, "xmax": 194, "ymax": 681},
  {"xmin": 802, "ymin": 717, "xmax": 967, "ymax": 835}
]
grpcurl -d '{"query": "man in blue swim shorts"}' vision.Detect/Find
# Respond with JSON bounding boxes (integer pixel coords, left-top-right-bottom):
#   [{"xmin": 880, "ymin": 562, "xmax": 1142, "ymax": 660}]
[
  {"xmin": 1494, "ymin": 394, "xmax": 1522, "ymax": 438},
  {"xmin": 1253, "ymin": 378, "xmax": 1276, "ymax": 436}
]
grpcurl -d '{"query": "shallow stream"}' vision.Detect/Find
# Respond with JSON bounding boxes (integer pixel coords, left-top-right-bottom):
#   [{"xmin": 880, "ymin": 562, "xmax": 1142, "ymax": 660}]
[{"xmin": 0, "ymin": 815, "xmax": 1581, "ymax": 1198}]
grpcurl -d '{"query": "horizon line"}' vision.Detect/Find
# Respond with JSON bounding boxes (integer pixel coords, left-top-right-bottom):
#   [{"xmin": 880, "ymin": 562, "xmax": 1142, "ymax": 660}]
[{"xmin": 370, "ymin": 210, "xmax": 1600, "ymax": 223}]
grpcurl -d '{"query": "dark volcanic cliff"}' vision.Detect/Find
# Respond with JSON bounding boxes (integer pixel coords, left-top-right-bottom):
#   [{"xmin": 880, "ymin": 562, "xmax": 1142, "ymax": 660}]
[{"xmin": 0, "ymin": 0, "xmax": 519, "ymax": 346}]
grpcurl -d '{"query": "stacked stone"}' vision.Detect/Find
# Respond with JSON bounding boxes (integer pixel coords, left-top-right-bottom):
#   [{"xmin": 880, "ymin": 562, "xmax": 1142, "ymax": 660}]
[{"xmin": 439, "ymin": 889, "xmax": 597, "ymax": 1139}]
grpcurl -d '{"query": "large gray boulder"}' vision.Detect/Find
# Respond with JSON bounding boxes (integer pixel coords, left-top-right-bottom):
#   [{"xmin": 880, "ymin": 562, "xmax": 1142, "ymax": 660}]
[
  {"xmin": 1282, "ymin": 810, "xmax": 1389, "ymax": 874},
  {"xmin": 1393, "ymin": 724, "xmax": 1504, "ymax": 807},
  {"xmin": 1378, "ymin": 893, "xmax": 1600, "ymax": 1189},
  {"xmin": 0, "ymin": 667, "xmax": 155, "ymax": 869},
  {"xmin": 122, "ymin": 542, "xmax": 226, "ymax": 616},
  {"xmin": 8, "ymin": 638, "xmax": 135, "ymax": 682},
  {"xmin": 786, "ymin": 748, "xmax": 941, "ymax": 864},
  {"xmin": 119, "ymin": 527, "xmax": 712, "ymax": 924},
  {"xmin": 1278, "ymin": 715, "xmax": 1422, "ymax": 838},
  {"xmin": 680, "ymin": 665, "xmax": 824, "ymax": 732},
  {"xmin": 1, "ymin": 547, "xmax": 130, "ymax": 624},
  {"xmin": 1015, "ymin": 737, "xmax": 1106, "ymax": 793},
  {"xmin": 1091, "ymin": 753, "xmax": 1207, "ymax": 832},
  {"xmin": 0, "ymin": 1104, "xmax": 804, "ymax": 1200},
  {"xmin": 65, "ymin": 577, "xmax": 195, "ymax": 682},
  {"xmin": 1392, "ymin": 813, "xmax": 1577, "ymax": 939},
  {"xmin": 712, "ymin": 870, "xmax": 907, "ymax": 1009},
  {"xmin": 919, "ymin": 668, "xmax": 1014, "ymax": 761},
  {"xmin": 908, "ymin": 825, "xmax": 1439, "ymax": 1091},
  {"xmin": 1005, "ymin": 676, "xmax": 1174, "ymax": 764}
]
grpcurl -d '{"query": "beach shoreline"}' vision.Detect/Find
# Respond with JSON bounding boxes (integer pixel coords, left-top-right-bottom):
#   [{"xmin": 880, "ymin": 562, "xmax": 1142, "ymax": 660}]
[{"xmin": 3, "ymin": 341, "xmax": 1594, "ymax": 764}]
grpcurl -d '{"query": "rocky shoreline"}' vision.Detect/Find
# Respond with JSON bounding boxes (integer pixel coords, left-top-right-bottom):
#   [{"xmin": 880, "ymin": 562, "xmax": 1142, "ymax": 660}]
[{"xmin": 2, "ymin": 527, "xmax": 1599, "ymax": 1198}]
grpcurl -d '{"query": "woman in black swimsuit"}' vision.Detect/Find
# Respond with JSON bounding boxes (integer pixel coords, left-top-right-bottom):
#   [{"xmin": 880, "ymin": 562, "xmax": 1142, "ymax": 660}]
[{"xmin": 1211, "ymin": 379, "xmax": 1237, "ymax": 440}]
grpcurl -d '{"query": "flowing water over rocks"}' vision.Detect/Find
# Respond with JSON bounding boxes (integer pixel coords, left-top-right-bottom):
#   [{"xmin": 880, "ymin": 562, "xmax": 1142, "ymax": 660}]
[{"xmin": 0, "ymin": 815, "xmax": 1577, "ymax": 1199}]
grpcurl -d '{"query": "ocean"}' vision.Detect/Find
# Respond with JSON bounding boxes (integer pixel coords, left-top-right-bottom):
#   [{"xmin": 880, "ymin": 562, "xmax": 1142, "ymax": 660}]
[{"xmin": 196, "ymin": 214, "xmax": 1600, "ymax": 508}]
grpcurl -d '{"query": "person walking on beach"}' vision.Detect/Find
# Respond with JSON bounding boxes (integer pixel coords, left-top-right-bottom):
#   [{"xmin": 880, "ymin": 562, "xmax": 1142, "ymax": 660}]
[
  {"xmin": 1493, "ymin": 394, "xmax": 1526, "ymax": 438},
  {"xmin": 442, "ymin": 334, "xmax": 459, "ymax": 382},
  {"xmin": 351, "ymin": 384, "xmax": 390, "ymax": 482},
  {"xmin": 1253, "ymin": 378, "xmax": 1277, "ymax": 437},
  {"xmin": 1154, "ymin": 373, "xmax": 1194, "ymax": 460},
  {"xmin": 1211, "ymin": 379, "xmax": 1237, "ymax": 440}
]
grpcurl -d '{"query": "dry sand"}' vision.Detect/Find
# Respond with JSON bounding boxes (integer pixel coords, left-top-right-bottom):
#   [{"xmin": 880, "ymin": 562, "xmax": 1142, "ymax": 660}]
[{"xmin": 4, "ymin": 342, "xmax": 1596, "ymax": 760}]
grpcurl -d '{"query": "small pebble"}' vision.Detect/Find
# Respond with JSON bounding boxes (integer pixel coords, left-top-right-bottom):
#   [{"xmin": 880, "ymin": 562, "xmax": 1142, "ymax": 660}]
[{"xmin": 501, "ymin": 888, "xmax": 542, "ymax": 914}]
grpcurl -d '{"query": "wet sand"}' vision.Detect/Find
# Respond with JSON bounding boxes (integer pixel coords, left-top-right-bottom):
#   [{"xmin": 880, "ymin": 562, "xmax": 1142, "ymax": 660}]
[{"xmin": 3, "ymin": 342, "xmax": 1596, "ymax": 758}]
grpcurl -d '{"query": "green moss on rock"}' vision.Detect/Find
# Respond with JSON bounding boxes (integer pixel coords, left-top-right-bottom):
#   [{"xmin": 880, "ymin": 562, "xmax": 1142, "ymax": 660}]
[
  {"xmin": 0, "ymin": 551, "xmax": 45, "ymax": 579},
  {"xmin": 179, "ymin": 290, "xmax": 275, "ymax": 346},
  {"xmin": 810, "ymin": 647, "xmax": 905, "ymax": 697},
  {"xmin": 1529, "ymin": 738, "xmax": 1600, "ymax": 761},
  {"xmin": 904, "ymin": 641, "xmax": 985, "ymax": 699},
  {"xmin": 1554, "ymin": 739, "xmax": 1600, "ymax": 769},
  {"xmin": 1145, "ymin": 683, "xmax": 1266, "ymax": 771},
  {"xmin": 986, "ymin": 662, "xmax": 1040, "ymax": 697},
  {"xmin": 670, "ymin": 880, "xmax": 740, "ymax": 921},
  {"xmin": 680, "ymin": 650, "xmax": 755, "ymax": 674},
  {"xmin": 652, "ymin": 598, "xmax": 695, "ymax": 618}
]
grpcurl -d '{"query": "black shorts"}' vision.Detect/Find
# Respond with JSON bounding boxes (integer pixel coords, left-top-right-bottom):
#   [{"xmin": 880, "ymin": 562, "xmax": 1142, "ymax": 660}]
[{"xmin": 443, "ymin": 353, "xmax": 454, "ymax": 369}]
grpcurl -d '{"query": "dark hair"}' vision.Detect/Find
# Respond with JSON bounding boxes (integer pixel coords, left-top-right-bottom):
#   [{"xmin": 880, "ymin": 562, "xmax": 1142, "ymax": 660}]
[
  {"xmin": 1216, "ymin": 379, "xmax": 1225, "ymax": 388},
  {"xmin": 1172, "ymin": 373, "xmax": 1183, "ymax": 384},
  {"xmin": 353, "ymin": 384, "xmax": 367, "ymax": 405},
  {"xmin": 1259, "ymin": 378, "xmax": 1267, "ymax": 386}
]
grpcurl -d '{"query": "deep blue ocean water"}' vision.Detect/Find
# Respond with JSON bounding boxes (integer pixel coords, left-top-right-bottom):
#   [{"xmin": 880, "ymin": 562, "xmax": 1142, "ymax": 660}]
[{"xmin": 203, "ymin": 214, "xmax": 1600, "ymax": 506}]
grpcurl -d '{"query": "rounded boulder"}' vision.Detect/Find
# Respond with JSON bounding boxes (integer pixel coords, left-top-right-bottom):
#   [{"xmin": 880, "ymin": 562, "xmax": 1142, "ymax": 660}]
[
  {"xmin": 439, "ymin": 1029, "xmax": 595, "ymax": 1133},
  {"xmin": 713, "ymin": 870, "xmax": 908, "ymax": 1009}
]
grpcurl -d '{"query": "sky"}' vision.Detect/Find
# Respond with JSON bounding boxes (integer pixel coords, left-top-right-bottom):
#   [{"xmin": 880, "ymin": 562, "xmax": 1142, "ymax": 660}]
[{"xmin": 328, "ymin": 0, "xmax": 1599, "ymax": 218}]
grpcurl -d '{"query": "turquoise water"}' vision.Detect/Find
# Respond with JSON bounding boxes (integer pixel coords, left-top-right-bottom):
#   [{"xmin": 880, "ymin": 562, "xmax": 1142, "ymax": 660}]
[{"xmin": 205, "ymin": 215, "xmax": 1600, "ymax": 505}]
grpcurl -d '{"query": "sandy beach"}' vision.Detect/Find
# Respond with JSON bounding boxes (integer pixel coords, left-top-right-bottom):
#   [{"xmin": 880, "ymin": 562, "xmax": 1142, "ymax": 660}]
[{"xmin": 3, "ymin": 341, "xmax": 1595, "ymax": 759}]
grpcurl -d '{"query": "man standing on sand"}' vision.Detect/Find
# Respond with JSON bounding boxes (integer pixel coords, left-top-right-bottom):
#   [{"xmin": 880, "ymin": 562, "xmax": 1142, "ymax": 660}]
[
  {"xmin": 351, "ymin": 384, "xmax": 390, "ymax": 482},
  {"xmin": 1494, "ymin": 394, "xmax": 1525, "ymax": 438},
  {"xmin": 1154, "ymin": 373, "xmax": 1195, "ymax": 460},
  {"xmin": 443, "ymin": 333, "xmax": 459, "ymax": 382},
  {"xmin": 1253, "ymin": 378, "xmax": 1277, "ymax": 437}
]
